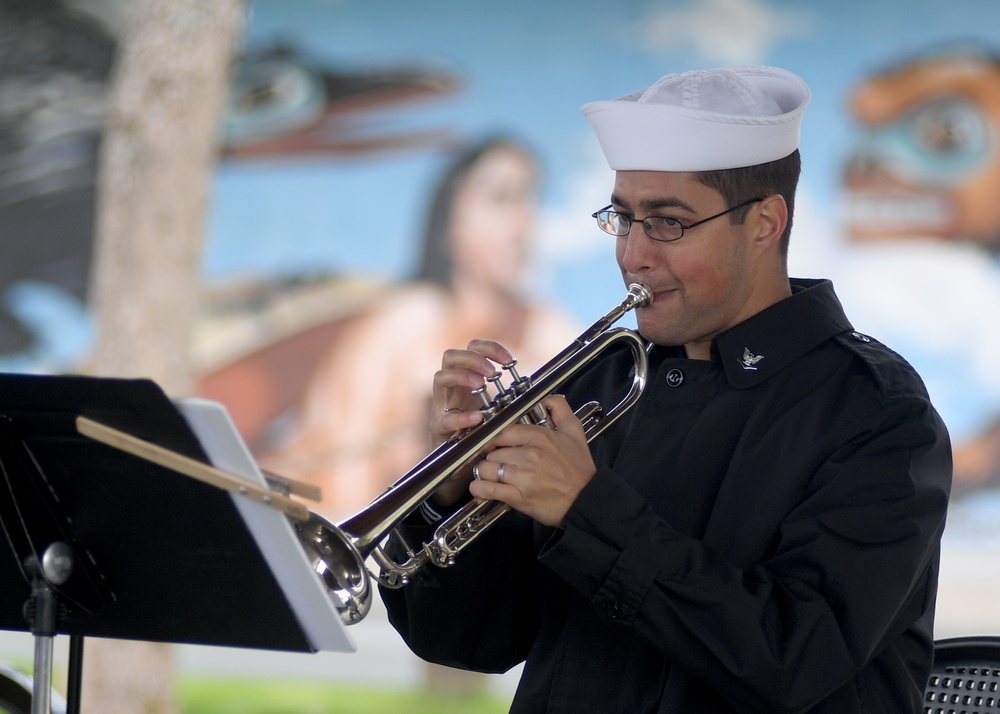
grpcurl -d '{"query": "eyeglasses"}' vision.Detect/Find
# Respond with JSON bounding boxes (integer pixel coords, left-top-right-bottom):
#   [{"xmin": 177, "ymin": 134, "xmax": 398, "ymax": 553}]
[{"xmin": 592, "ymin": 197, "xmax": 764, "ymax": 243}]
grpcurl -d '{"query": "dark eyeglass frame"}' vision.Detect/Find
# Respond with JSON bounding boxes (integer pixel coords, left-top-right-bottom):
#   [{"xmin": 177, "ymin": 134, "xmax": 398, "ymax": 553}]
[{"xmin": 592, "ymin": 197, "xmax": 765, "ymax": 243}]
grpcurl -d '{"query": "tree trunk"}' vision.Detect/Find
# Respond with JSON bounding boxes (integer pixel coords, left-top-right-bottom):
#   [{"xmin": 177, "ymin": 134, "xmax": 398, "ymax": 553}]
[{"xmin": 82, "ymin": 1, "xmax": 246, "ymax": 712}]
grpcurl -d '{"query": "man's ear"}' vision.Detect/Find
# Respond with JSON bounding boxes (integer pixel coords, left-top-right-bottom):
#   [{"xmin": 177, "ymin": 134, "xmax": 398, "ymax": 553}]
[{"xmin": 753, "ymin": 194, "xmax": 788, "ymax": 251}]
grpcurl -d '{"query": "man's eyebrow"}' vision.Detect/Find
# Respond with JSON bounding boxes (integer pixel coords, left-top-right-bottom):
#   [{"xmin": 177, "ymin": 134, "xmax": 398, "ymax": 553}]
[{"xmin": 609, "ymin": 194, "xmax": 697, "ymax": 214}]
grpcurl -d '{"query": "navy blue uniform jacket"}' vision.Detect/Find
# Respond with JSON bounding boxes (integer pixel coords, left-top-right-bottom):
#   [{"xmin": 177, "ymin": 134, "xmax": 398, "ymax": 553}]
[{"xmin": 381, "ymin": 278, "xmax": 953, "ymax": 713}]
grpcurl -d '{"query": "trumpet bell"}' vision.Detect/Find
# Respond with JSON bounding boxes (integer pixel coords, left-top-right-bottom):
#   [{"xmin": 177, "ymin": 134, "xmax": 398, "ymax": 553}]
[{"xmin": 295, "ymin": 512, "xmax": 371, "ymax": 625}]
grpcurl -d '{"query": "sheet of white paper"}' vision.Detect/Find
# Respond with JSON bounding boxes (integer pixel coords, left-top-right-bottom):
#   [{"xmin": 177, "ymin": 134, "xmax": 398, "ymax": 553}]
[{"xmin": 173, "ymin": 396, "xmax": 355, "ymax": 653}]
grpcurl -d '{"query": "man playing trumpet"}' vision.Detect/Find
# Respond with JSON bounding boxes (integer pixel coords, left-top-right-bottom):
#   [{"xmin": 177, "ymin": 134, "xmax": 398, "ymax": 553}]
[{"xmin": 381, "ymin": 66, "xmax": 952, "ymax": 713}]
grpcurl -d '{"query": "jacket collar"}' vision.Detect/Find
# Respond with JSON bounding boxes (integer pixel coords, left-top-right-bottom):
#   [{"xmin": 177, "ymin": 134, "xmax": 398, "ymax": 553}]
[{"xmin": 710, "ymin": 278, "xmax": 853, "ymax": 388}]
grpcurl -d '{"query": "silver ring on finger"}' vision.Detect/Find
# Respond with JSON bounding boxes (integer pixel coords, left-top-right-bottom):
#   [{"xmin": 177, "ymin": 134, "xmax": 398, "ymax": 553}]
[
  {"xmin": 472, "ymin": 463, "xmax": 481, "ymax": 480},
  {"xmin": 496, "ymin": 462, "xmax": 506, "ymax": 484}
]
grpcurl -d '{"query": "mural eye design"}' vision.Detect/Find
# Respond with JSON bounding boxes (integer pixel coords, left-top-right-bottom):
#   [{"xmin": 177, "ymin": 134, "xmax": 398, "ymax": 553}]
[
  {"xmin": 225, "ymin": 57, "xmax": 327, "ymax": 145},
  {"xmin": 912, "ymin": 98, "xmax": 988, "ymax": 158},
  {"xmin": 886, "ymin": 97, "xmax": 993, "ymax": 185}
]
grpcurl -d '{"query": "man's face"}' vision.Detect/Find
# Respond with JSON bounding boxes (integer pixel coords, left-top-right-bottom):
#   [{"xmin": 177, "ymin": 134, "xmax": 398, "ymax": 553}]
[{"xmin": 611, "ymin": 170, "xmax": 760, "ymax": 357}]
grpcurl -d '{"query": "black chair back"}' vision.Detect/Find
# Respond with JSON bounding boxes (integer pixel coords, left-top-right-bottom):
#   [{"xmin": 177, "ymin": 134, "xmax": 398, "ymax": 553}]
[{"xmin": 925, "ymin": 636, "xmax": 1000, "ymax": 714}]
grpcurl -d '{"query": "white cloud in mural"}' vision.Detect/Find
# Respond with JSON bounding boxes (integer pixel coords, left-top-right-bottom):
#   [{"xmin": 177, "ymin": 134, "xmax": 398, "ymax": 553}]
[
  {"xmin": 536, "ymin": 141, "xmax": 615, "ymax": 263},
  {"xmin": 519, "ymin": 141, "xmax": 620, "ymax": 306},
  {"xmin": 835, "ymin": 239, "xmax": 1000, "ymax": 435},
  {"xmin": 638, "ymin": 0, "xmax": 815, "ymax": 65}
]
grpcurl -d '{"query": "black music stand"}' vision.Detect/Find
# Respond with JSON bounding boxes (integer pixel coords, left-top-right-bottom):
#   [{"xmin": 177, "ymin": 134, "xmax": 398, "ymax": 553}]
[{"xmin": 0, "ymin": 372, "xmax": 353, "ymax": 714}]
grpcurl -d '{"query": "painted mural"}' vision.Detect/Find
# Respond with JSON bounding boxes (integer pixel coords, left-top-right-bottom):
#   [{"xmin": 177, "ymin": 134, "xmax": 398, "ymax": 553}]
[{"xmin": 4, "ymin": 0, "xmax": 1000, "ymax": 638}]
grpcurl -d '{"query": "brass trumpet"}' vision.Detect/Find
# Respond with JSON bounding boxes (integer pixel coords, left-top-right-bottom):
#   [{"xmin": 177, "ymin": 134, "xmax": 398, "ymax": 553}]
[{"xmin": 295, "ymin": 283, "xmax": 652, "ymax": 624}]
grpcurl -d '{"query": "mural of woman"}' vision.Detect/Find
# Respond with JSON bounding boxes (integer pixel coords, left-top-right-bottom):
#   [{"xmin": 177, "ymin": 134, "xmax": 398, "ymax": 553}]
[{"xmin": 259, "ymin": 136, "xmax": 579, "ymax": 517}]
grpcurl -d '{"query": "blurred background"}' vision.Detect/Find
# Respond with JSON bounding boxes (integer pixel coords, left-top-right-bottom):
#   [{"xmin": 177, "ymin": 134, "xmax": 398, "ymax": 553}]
[{"xmin": 3, "ymin": 0, "xmax": 1000, "ymax": 711}]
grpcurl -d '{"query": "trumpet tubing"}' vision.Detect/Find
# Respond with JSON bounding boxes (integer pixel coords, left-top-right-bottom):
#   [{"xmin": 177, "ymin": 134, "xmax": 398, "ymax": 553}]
[{"xmin": 295, "ymin": 283, "xmax": 652, "ymax": 625}]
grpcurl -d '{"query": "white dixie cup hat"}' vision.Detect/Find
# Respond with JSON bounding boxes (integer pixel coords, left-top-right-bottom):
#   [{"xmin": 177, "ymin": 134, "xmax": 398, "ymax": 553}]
[{"xmin": 582, "ymin": 65, "xmax": 811, "ymax": 171}]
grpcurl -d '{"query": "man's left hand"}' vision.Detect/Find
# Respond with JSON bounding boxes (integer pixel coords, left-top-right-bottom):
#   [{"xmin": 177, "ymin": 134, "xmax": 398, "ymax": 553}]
[{"xmin": 468, "ymin": 395, "xmax": 597, "ymax": 527}]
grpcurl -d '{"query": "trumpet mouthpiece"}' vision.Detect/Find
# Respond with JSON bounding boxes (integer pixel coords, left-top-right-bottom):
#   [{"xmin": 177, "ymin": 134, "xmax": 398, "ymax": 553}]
[{"xmin": 627, "ymin": 283, "xmax": 653, "ymax": 308}]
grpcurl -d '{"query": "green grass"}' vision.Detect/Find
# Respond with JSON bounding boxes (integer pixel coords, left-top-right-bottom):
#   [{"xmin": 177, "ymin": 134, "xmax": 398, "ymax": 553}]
[{"xmin": 179, "ymin": 677, "xmax": 512, "ymax": 714}]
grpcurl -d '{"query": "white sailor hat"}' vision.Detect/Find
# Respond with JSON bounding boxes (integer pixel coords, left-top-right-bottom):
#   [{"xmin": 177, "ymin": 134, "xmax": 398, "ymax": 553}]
[{"xmin": 582, "ymin": 66, "xmax": 810, "ymax": 171}]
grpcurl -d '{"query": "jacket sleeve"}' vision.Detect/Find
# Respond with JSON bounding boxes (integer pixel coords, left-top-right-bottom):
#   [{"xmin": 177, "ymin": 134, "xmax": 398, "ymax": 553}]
[
  {"xmin": 379, "ymin": 508, "xmax": 540, "ymax": 674},
  {"xmin": 538, "ymin": 395, "xmax": 951, "ymax": 713}
]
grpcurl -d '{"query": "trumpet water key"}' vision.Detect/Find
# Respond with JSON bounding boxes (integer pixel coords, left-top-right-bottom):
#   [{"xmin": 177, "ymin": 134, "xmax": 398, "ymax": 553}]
[{"xmin": 295, "ymin": 283, "xmax": 652, "ymax": 624}]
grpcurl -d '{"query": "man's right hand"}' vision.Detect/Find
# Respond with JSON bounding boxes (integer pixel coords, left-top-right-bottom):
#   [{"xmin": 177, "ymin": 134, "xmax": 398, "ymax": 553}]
[{"xmin": 427, "ymin": 339, "xmax": 514, "ymax": 507}]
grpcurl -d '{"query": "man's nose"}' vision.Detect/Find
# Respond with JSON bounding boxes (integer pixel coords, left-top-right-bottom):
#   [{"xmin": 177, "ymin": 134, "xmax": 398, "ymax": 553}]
[{"xmin": 618, "ymin": 230, "xmax": 657, "ymax": 275}]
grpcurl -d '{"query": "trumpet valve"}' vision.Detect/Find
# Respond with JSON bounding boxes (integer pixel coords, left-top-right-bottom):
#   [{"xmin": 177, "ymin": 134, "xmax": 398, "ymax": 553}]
[
  {"xmin": 472, "ymin": 385, "xmax": 496, "ymax": 417},
  {"xmin": 486, "ymin": 371, "xmax": 514, "ymax": 408},
  {"xmin": 531, "ymin": 404, "xmax": 552, "ymax": 428},
  {"xmin": 503, "ymin": 359, "xmax": 528, "ymax": 390}
]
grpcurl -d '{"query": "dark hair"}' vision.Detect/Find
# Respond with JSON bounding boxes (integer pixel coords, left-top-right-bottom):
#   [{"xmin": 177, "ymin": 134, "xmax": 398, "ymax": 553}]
[
  {"xmin": 416, "ymin": 136, "xmax": 536, "ymax": 288},
  {"xmin": 693, "ymin": 149, "xmax": 801, "ymax": 256}
]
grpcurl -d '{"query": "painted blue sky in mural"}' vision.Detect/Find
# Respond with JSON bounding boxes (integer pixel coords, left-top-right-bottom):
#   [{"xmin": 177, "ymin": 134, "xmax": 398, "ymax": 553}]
[
  {"xmin": 203, "ymin": 0, "xmax": 1000, "ymax": 446},
  {"xmin": 211, "ymin": 0, "xmax": 1000, "ymax": 293}
]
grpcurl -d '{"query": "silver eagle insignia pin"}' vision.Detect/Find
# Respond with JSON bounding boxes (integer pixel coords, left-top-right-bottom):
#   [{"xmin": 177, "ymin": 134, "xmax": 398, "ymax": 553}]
[{"xmin": 740, "ymin": 348, "xmax": 764, "ymax": 371}]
